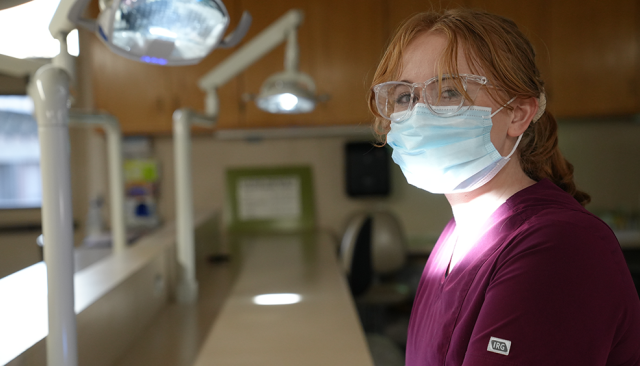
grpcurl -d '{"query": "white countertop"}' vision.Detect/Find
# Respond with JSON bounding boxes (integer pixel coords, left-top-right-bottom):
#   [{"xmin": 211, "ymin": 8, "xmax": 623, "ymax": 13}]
[
  {"xmin": 193, "ymin": 231, "xmax": 374, "ymax": 366},
  {"xmin": 0, "ymin": 211, "xmax": 213, "ymax": 365}
]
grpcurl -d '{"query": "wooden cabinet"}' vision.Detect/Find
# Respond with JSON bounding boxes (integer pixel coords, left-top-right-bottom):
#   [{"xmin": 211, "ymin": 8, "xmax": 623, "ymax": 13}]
[
  {"xmin": 547, "ymin": 0, "xmax": 640, "ymax": 117},
  {"xmin": 469, "ymin": 0, "xmax": 640, "ymax": 117},
  {"xmin": 86, "ymin": 0, "xmax": 640, "ymax": 134},
  {"xmin": 461, "ymin": 0, "xmax": 553, "ymax": 101}
]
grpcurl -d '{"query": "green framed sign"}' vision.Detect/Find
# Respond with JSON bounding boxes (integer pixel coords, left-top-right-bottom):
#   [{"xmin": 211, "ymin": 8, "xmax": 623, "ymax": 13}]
[{"xmin": 225, "ymin": 166, "xmax": 315, "ymax": 233}]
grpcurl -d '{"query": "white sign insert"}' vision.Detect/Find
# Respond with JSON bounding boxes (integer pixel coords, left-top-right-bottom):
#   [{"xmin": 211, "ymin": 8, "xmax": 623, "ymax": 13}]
[{"xmin": 237, "ymin": 176, "xmax": 301, "ymax": 220}]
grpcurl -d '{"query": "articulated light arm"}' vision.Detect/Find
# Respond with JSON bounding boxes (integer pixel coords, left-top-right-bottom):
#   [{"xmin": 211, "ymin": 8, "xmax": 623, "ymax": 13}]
[
  {"xmin": 198, "ymin": 9, "xmax": 304, "ymax": 116},
  {"xmin": 52, "ymin": 33, "xmax": 75, "ymax": 81},
  {"xmin": 62, "ymin": 0, "xmax": 96, "ymax": 33},
  {"xmin": 284, "ymin": 28, "xmax": 298, "ymax": 73},
  {"xmin": 50, "ymin": 0, "xmax": 84, "ymax": 37}
]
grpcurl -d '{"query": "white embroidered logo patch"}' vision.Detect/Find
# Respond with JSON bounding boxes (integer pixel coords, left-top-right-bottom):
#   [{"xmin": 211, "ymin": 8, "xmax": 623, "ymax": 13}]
[{"xmin": 487, "ymin": 337, "xmax": 511, "ymax": 356}]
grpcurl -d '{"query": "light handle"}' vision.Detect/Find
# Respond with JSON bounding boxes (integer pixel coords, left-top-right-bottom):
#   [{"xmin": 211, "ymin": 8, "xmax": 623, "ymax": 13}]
[{"xmin": 218, "ymin": 11, "xmax": 253, "ymax": 48}]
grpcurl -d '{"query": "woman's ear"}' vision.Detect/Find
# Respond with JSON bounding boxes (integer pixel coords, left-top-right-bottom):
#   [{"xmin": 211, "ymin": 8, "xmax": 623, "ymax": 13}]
[{"xmin": 508, "ymin": 97, "xmax": 538, "ymax": 137}]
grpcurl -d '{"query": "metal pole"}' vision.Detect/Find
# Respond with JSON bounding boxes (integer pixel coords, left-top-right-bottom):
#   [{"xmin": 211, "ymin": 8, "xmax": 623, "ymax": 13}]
[
  {"xmin": 172, "ymin": 108, "xmax": 215, "ymax": 303},
  {"xmin": 173, "ymin": 109, "xmax": 196, "ymax": 302},
  {"xmin": 103, "ymin": 116, "xmax": 126, "ymax": 254},
  {"xmin": 69, "ymin": 113, "xmax": 126, "ymax": 253},
  {"xmin": 31, "ymin": 64, "xmax": 78, "ymax": 366}
]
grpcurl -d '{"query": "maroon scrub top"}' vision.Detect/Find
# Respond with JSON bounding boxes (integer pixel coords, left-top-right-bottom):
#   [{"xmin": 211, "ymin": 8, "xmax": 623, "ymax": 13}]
[{"xmin": 406, "ymin": 179, "xmax": 640, "ymax": 366}]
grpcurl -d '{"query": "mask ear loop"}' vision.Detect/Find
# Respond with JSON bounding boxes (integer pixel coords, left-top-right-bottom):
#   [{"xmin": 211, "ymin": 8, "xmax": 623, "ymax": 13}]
[
  {"xmin": 487, "ymin": 96, "xmax": 522, "ymax": 158},
  {"xmin": 503, "ymin": 94, "xmax": 544, "ymax": 158},
  {"xmin": 504, "ymin": 134, "xmax": 523, "ymax": 159}
]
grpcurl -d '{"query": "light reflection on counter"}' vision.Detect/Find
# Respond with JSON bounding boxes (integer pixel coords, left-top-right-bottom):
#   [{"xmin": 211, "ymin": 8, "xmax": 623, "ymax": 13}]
[{"xmin": 253, "ymin": 293, "xmax": 302, "ymax": 305}]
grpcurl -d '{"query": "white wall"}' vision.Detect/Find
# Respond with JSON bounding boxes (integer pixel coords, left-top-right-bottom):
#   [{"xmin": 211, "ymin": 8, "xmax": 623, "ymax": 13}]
[
  {"xmin": 147, "ymin": 118, "xmax": 640, "ymax": 252},
  {"xmin": 558, "ymin": 119, "xmax": 640, "ymax": 212},
  {"xmin": 152, "ymin": 134, "xmax": 452, "ymax": 250},
  {"xmin": 5, "ymin": 117, "xmax": 637, "ymax": 270}
]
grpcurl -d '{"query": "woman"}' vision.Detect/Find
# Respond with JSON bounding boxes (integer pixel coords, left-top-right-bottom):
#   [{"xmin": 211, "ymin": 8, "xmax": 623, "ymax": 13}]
[{"xmin": 368, "ymin": 8, "xmax": 640, "ymax": 366}]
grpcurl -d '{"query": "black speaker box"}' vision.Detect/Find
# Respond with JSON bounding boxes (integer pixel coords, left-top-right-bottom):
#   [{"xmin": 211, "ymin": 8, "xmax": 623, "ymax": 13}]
[{"xmin": 345, "ymin": 142, "xmax": 390, "ymax": 197}]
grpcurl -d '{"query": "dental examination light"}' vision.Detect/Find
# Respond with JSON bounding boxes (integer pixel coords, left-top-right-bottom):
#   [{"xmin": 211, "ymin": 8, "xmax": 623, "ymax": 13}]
[
  {"xmin": 198, "ymin": 9, "xmax": 315, "ymax": 114},
  {"xmin": 253, "ymin": 28, "xmax": 315, "ymax": 113},
  {"xmin": 255, "ymin": 70, "xmax": 316, "ymax": 114},
  {"xmin": 67, "ymin": 0, "xmax": 252, "ymax": 65},
  {"xmin": 173, "ymin": 9, "xmax": 315, "ymax": 304}
]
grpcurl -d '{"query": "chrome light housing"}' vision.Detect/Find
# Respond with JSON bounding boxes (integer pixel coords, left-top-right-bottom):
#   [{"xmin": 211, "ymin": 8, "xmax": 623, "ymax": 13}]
[{"xmin": 69, "ymin": 0, "xmax": 251, "ymax": 66}]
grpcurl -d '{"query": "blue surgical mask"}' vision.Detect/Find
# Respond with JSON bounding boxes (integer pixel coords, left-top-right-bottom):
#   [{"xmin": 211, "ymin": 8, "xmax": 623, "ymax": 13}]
[{"xmin": 387, "ymin": 101, "xmax": 520, "ymax": 194}]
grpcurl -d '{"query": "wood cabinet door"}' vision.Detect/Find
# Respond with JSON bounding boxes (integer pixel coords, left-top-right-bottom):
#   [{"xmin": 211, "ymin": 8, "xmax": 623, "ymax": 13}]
[
  {"xmin": 385, "ymin": 0, "xmax": 640, "ymax": 119},
  {"xmin": 465, "ymin": 0, "xmax": 640, "ymax": 118},
  {"xmin": 462, "ymin": 0, "xmax": 553, "ymax": 99},
  {"xmin": 547, "ymin": 0, "xmax": 640, "ymax": 117}
]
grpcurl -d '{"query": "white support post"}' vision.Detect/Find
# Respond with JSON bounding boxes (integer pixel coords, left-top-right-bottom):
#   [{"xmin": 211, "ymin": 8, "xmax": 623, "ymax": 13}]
[
  {"xmin": 173, "ymin": 108, "xmax": 216, "ymax": 303},
  {"xmin": 69, "ymin": 113, "xmax": 126, "ymax": 254},
  {"xmin": 30, "ymin": 64, "xmax": 78, "ymax": 366},
  {"xmin": 103, "ymin": 117, "xmax": 126, "ymax": 253}
]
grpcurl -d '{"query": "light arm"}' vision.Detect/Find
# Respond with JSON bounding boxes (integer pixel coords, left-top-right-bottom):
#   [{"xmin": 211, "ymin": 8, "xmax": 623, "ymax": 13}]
[
  {"xmin": 218, "ymin": 11, "xmax": 253, "ymax": 48},
  {"xmin": 198, "ymin": 9, "xmax": 303, "ymax": 115},
  {"xmin": 284, "ymin": 28, "xmax": 298, "ymax": 72},
  {"xmin": 49, "ymin": 0, "xmax": 84, "ymax": 37}
]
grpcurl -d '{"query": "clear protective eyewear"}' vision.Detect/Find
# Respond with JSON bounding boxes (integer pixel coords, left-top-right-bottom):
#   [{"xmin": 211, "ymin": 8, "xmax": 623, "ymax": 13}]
[{"xmin": 373, "ymin": 74, "xmax": 490, "ymax": 122}]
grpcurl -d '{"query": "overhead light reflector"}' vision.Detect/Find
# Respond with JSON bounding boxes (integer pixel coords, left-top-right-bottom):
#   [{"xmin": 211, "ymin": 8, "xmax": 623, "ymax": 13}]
[
  {"xmin": 255, "ymin": 71, "xmax": 316, "ymax": 114},
  {"xmin": 69, "ymin": 0, "xmax": 252, "ymax": 66}
]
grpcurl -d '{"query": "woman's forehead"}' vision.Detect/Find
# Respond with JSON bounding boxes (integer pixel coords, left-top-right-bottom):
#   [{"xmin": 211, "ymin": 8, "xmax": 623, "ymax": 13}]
[{"xmin": 398, "ymin": 31, "xmax": 473, "ymax": 82}]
